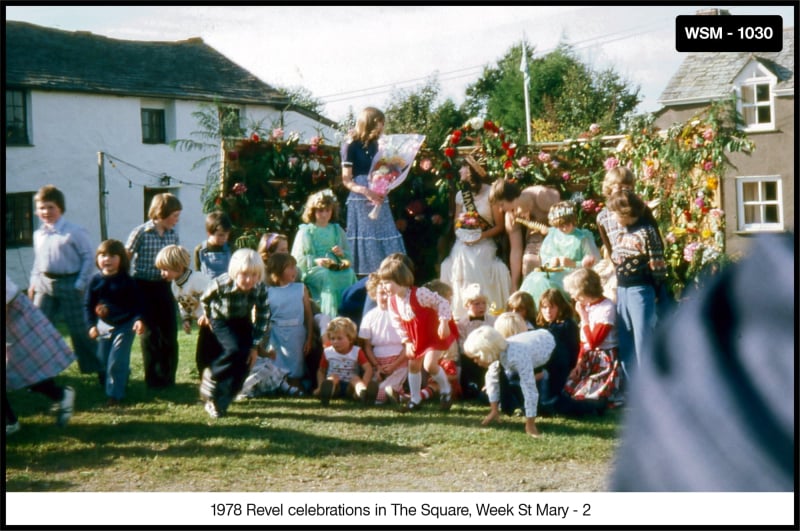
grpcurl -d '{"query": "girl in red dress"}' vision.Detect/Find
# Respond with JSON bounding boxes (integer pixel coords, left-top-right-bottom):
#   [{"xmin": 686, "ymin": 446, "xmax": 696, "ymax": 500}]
[{"xmin": 376, "ymin": 258, "xmax": 458, "ymax": 412}]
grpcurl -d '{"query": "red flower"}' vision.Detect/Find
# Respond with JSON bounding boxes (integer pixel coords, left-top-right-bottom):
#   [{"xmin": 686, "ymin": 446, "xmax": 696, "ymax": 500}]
[
  {"xmin": 444, "ymin": 147, "xmax": 456, "ymax": 158},
  {"xmin": 452, "ymin": 130, "xmax": 462, "ymax": 140},
  {"xmin": 503, "ymin": 160, "xmax": 513, "ymax": 169},
  {"xmin": 250, "ymin": 133, "xmax": 260, "ymax": 142},
  {"xmin": 484, "ymin": 120, "xmax": 497, "ymax": 132},
  {"xmin": 501, "ymin": 141, "xmax": 510, "ymax": 150},
  {"xmin": 506, "ymin": 147, "xmax": 516, "ymax": 158},
  {"xmin": 279, "ymin": 186, "xmax": 289, "ymax": 198}
]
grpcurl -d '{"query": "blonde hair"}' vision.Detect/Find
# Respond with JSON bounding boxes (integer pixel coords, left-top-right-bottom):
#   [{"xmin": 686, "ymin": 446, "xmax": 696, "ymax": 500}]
[
  {"xmin": 463, "ymin": 325, "xmax": 507, "ymax": 366},
  {"xmin": 326, "ymin": 316, "xmax": 358, "ymax": 344},
  {"xmin": 494, "ymin": 312, "xmax": 528, "ymax": 338},
  {"xmin": 301, "ymin": 191, "xmax": 340, "ymax": 223},
  {"xmin": 354, "ymin": 107, "xmax": 385, "ymax": 144},
  {"xmin": 228, "ymin": 248, "xmax": 265, "ymax": 281},
  {"xmin": 155, "ymin": 244, "xmax": 190, "ymax": 272},
  {"xmin": 602, "ymin": 166, "xmax": 635, "ymax": 198},
  {"xmin": 461, "ymin": 283, "xmax": 487, "ymax": 307},
  {"xmin": 563, "ymin": 267, "xmax": 604, "ymax": 300},
  {"xmin": 366, "ymin": 273, "xmax": 381, "ymax": 300}
]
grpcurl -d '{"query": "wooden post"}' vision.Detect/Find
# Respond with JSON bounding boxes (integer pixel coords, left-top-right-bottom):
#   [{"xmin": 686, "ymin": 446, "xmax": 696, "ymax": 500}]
[{"xmin": 97, "ymin": 151, "xmax": 108, "ymax": 241}]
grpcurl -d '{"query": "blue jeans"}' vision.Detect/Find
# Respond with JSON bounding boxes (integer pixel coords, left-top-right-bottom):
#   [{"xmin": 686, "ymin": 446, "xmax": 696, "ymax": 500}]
[
  {"xmin": 616, "ymin": 284, "xmax": 657, "ymax": 383},
  {"xmin": 96, "ymin": 318, "xmax": 135, "ymax": 400}
]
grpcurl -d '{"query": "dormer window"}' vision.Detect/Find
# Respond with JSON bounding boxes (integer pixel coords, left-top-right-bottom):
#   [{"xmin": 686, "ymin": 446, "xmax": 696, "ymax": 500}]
[{"xmin": 734, "ymin": 60, "xmax": 776, "ymax": 132}]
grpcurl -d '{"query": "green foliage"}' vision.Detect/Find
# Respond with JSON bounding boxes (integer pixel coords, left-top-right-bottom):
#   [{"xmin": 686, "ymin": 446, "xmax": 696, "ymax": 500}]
[
  {"xmin": 464, "ymin": 42, "xmax": 640, "ymax": 140},
  {"xmin": 280, "ymin": 85, "xmax": 326, "ymax": 115}
]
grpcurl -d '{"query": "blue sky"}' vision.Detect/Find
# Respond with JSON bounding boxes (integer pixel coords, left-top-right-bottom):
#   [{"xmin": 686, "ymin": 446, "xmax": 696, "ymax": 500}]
[{"xmin": 5, "ymin": 4, "xmax": 796, "ymax": 122}]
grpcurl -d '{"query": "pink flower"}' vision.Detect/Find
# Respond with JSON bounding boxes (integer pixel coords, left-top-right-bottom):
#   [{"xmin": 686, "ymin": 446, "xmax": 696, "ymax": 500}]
[
  {"xmin": 644, "ymin": 165, "xmax": 656, "ymax": 179},
  {"xmin": 232, "ymin": 182, "xmax": 247, "ymax": 196},
  {"xmin": 537, "ymin": 151, "xmax": 551, "ymax": 163},
  {"xmin": 309, "ymin": 145, "xmax": 318, "ymax": 153},
  {"xmin": 517, "ymin": 156, "xmax": 531, "ymax": 168},
  {"xmin": 683, "ymin": 242, "xmax": 702, "ymax": 262},
  {"xmin": 694, "ymin": 197, "xmax": 705, "ymax": 208},
  {"xmin": 703, "ymin": 160, "xmax": 714, "ymax": 171},
  {"xmin": 665, "ymin": 232, "xmax": 676, "ymax": 244},
  {"xmin": 589, "ymin": 123, "xmax": 600, "ymax": 135},
  {"xmin": 310, "ymin": 136, "xmax": 321, "ymax": 146},
  {"xmin": 702, "ymin": 129, "xmax": 715, "ymax": 141},
  {"xmin": 288, "ymin": 156, "xmax": 299, "ymax": 168},
  {"xmin": 271, "ymin": 128, "xmax": 284, "ymax": 140},
  {"xmin": 581, "ymin": 199, "xmax": 597, "ymax": 212},
  {"xmin": 604, "ymin": 157, "xmax": 620, "ymax": 170},
  {"xmin": 562, "ymin": 172, "xmax": 571, "ymax": 181},
  {"xmin": 710, "ymin": 208, "xmax": 724, "ymax": 218}
]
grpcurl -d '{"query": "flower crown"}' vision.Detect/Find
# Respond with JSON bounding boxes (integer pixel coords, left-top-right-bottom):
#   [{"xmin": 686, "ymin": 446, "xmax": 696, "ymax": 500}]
[
  {"xmin": 309, "ymin": 189, "xmax": 337, "ymax": 207},
  {"xmin": 548, "ymin": 203, "xmax": 576, "ymax": 225}
]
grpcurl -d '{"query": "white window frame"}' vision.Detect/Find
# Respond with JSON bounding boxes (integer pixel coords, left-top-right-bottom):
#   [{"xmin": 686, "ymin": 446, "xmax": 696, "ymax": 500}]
[
  {"xmin": 736, "ymin": 175, "xmax": 783, "ymax": 232},
  {"xmin": 733, "ymin": 61, "xmax": 776, "ymax": 132}
]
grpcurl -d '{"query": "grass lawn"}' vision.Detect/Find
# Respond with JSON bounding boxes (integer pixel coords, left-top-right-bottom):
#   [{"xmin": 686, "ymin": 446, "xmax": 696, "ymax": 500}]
[{"xmin": 5, "ymin": 329, "xmax": 623, "ymax": 492}]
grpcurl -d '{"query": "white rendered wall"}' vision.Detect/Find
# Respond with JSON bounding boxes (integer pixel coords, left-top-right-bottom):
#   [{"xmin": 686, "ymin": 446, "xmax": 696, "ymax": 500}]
[{"xmin": 5, "ymin": 90, "xmax": 338, "ymax": 288}]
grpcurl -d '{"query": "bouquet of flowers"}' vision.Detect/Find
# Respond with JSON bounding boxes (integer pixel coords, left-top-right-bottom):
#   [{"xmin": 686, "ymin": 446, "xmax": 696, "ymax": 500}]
[
  {"xmin": 366, "ymin": 134, "xmax": 426, "ymax": 220},
  {"xmin": 455, "ymin": 211, "xmax": 483, "ymax": 243}
]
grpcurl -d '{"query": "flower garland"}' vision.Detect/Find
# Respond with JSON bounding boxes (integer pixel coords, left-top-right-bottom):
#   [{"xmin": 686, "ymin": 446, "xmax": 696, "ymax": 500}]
[{"xmin": 440, "ymin": 117, "xmax": 517, "ymax": 180}]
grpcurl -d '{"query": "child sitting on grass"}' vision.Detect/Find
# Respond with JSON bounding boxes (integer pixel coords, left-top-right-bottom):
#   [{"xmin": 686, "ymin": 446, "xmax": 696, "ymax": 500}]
[{"xmin": 315, "ymin": 317, "xmax": 377, "ymax": 406}]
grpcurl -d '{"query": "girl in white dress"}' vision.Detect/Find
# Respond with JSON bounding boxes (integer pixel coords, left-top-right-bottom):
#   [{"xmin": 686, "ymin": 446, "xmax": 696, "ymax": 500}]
[{"xmin": 440, "ymin": 156, "xmax": 511, "ymax": 320}]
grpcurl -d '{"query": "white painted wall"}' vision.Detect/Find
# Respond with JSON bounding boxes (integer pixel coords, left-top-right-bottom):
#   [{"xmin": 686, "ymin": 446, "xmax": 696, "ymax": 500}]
[{"xmin": 5, "ymin": 90, "xmax": 339, "ymax": 288}]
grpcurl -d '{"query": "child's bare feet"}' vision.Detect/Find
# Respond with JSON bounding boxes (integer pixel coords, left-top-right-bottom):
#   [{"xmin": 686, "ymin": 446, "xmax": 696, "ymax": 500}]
[
  {"xmin": 525, "ymin": 417, "xmax": 540, "ymax": 438},
  {"xmin": 481, "ymin": 410, "xmax": 500, "ymax": 426}
]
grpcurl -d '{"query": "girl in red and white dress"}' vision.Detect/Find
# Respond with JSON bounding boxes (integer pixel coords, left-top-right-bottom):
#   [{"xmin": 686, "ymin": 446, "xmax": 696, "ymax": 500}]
[{"xmin": 376, "ymin": 257, "xmax": 458, "ymax": 412}]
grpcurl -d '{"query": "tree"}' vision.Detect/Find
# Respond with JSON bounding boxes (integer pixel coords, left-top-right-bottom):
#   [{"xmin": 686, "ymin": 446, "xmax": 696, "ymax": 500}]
[
  {"xmin": 383, "ymin": 77, "xmax": 467, "ymax": 148},
  {"xmin": 279, "ymin": 85, "xmax": 325, "ymax": 115},
  {"xmin": 464, "ymin": 42, "xmax": 641, "ymax": 141}
]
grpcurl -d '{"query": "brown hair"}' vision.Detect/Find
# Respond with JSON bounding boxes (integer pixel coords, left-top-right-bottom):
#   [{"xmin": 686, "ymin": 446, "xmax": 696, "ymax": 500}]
[
  {"xmin": 607, "ymin": 189, "xmax": 646, "ymax": 220},
  {"xmin": 96, "ymin": 239, "xmax": 130, "ymax": 274},
  {"xmin": 354, "ymin": 107, "xmax": 385, "ymax": 144},
  {"xmin": 257, "ymin": 233, "xmax": 288, "ymax": 264},
  {"xmin": 34, "ymin": 185, "xmax": 66, "ymax": 213},
  {"xmin": 265, "ymin": 252, "xmax": 296, "ymax": 286},
  {"xmin": 376, "ymin": 257, "xmax": 415, "ymax": 287},
  {"xmin": 205, "ymin": 211, "xmax": 233, "ymax": 234},
  {"xmin": 489, "ymin": 178, "xmax": 522, "ymax": 205},
  {"xmin": 535, "ymin": 288, "xmax": 575, "ymax": 326},
  {"xmin": 301, "ymin": 191, "xmax": 340, "ymax": 223},
  {"xmin": 423, "ymin": 279, "xmax": 453, "ymax": 301},
  {"xmin": 148, "ymin": 192, "xmax": 182, "ymax": 221},
  {"xmin": 326, "ymin": 316, "xmax": 358, "ymax": 344},
  {"xmin": 507, "ymin": 290, "xmax": 536, "ymax": 322},
  {"xmin": 602, "ymin": 166, "xmax": 635, "ymax": 198}
]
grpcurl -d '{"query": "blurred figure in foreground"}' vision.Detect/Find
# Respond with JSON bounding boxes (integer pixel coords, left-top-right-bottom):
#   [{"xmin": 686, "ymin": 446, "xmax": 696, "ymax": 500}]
[{"xmin": 611, "ymin": 234, "xmax": 794, "ymax": 491}]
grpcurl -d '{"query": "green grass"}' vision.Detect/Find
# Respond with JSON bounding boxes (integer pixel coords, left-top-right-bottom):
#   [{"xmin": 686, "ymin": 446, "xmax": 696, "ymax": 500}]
[{"xmin": 5, "ymin": 330, "xmax": 623, "ymax": 492}]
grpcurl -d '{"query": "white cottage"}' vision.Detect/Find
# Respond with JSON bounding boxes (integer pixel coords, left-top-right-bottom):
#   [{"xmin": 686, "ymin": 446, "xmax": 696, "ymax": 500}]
[{"xmin": 5, "ymin": 21, "xmax": 338, "ymax": 288}]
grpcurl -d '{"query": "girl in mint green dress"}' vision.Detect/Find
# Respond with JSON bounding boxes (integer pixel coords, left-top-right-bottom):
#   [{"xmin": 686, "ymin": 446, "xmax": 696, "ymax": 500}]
[
  {"xmin": 521, "ymin": 201, "xmax": 600, "ymax": 305},
  {"xmin": 291, "ymin": 191, "xmax": 357, "ymax": 319}
]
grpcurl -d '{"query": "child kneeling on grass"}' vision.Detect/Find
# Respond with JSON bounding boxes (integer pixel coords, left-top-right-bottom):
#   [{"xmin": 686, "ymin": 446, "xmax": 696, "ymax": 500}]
[
  {"xmin": 463, "ymin": 325, "xmax": 555, "ymax": 438},
  {"xmin": 315, "ymin": 317, "xmax": 377, "ymax": 406},
  {"xmin": 200, "ymin": 249, "xmax": 270, "ymax": 419}
]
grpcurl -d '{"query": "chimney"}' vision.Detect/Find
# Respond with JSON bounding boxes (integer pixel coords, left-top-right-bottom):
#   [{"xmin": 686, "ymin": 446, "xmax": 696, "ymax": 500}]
[{"xmin": 695, "ymin": 8, "xmax": 732, "ymax": 16}]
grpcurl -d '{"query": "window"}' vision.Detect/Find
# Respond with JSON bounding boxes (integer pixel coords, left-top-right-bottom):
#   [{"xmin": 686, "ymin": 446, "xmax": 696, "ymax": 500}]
[
  {"xmin": 141, "ymin": 108, "xmax": 166, "ymax": 144},
  {"xmin": 6, "ymin": 89, "xmax": 29, "ymax": 145},
  {"xmin": 734, "ymin": 62, "xmax": 776, "ymax": 132},
  {"xmin": 736, "ymin": 176, "xmax": 783, "ymax": 232},
  {"xmin": 5, "ymin": 192, "xmax": 35, "ymax": 246}
]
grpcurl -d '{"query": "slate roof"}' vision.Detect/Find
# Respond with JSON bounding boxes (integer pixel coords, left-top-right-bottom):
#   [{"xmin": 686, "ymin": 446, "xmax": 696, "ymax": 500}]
[
  {"xmin": 658, "ymin": 27, "xmax": 794, "ymax": 104},
  {"xmin": 5, "ymin": 20, "xmax": 289, "ymax": 106}
]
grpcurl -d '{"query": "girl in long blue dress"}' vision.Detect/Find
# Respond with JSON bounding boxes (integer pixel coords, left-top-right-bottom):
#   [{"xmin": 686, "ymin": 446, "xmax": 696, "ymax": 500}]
[
  {"xmin": 291, "ymin": 191, "xmax": 357, "ymax": 319},
  {"xmin": 341, "ymin": 107, "xmax": 406, "ymax": 276}
]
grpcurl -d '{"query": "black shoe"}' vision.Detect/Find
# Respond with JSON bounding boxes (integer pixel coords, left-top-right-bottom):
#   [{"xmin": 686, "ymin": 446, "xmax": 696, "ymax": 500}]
[
  {"xmin": 363, "ymin": 381, "xmax": 378, "ymax": 406},
  {"xmin": 400, "ymin": 400, "xmax": 422, "ymax": 413},
  {"xmin": 320, "ymin": 380, "xmax": 334, "ymax": 406}
]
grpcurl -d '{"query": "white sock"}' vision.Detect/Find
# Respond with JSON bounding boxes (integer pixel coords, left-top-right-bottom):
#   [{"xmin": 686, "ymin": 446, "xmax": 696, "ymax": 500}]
[
  {"xmin": 431, "ymin": 366, "xmax": 451, "ymax": 395},
  {"xmin": 408, "ymin": 371, "xmax": 422, "ymax": 404}
]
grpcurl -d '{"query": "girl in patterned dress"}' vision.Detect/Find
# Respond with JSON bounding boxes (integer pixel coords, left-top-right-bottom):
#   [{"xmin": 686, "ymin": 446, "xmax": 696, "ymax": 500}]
[
  {"xmin": 463, "ymin": 325, "xmax": 555, "ymax": 438},
  {"xmin": 377, "ymin": 258, "xmax": 458, "ymax": 412},
  {"xmin": 291, "ymin": 191, "xmax": 357, "ymax": 319},
  {"xmin": 560, "ymin": 268, "xmax": 621, "ymax": 414},
  {"xmin": 341, "ymin": 107, "xmax": 406, "ymax": 275}
]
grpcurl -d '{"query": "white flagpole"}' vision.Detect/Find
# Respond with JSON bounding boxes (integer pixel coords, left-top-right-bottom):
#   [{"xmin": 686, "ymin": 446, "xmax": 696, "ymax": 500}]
[{"xmin": 520, "ymin": 34, "xmax": 532, "ymax": 146}]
